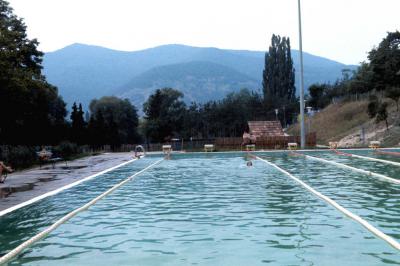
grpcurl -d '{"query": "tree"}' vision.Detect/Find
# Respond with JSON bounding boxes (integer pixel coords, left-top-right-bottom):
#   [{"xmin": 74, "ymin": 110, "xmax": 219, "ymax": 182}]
[
  {"xmin": 88, "ymin": 96, "xmax": 140, "ymax": 147},
  {"xmin": 367, "ymin": 96, "xmax": 389, "ymax": 131},
  {"xmin": 367, "ymin": 95, "xmax": 379, "ymax": 118},
  {"xmin": 181, "ymin": 102, "xmax": 201, "ymax": 139},
  {"xmin": 263, "ymin": 34, "xmax": 296, "ymax": 109},
  {"xmin": 178, "ymin": 89, "xmax": 266, "ymax": 139},
  {"xmin": 0, "ymin": 0, "xmax": 67, "ymax": 145},
  {"xmin": 143, "ymin": 88, "xmax": 186, "ymax": 142},
  {"xmin": 88, "ymin": 109, "xmax": 106, "ymax": 145},
  {"xmin": 368, "ymin": 31, "xmax": 400, "ymax": 92},
  {"xmin": 348, "ymin": 63, "xmax": 374, "ymax": 96},
  {"xmin": 385, "ymin": 87, "xmax": 400, "ymax": 111},
  {"xmin": 376, "ymin": 102, "xmax": 389, "ymax": 130},
  {"xmin": 308, "ymin": 84, "xmax": 331, "ymax": 109},
  {"xmin": 70, "ymin": 102, "xmax": 86, "ymax": 144}
]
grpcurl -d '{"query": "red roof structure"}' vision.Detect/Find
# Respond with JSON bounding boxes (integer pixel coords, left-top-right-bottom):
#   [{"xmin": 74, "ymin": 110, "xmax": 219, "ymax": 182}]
[{"xmin": 248, "ymin": 121, "xmax": 284, "ymax": 138}]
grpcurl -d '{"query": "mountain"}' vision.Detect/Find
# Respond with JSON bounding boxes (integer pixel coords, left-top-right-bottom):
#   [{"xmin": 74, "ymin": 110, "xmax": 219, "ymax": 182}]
[
  {"xmin": 118, "ymin": 61, "xmax": 259, "ymax": 107},
  {"xmin": 42, "ymin": 43, "xmax": 357, "ymax": 110}
]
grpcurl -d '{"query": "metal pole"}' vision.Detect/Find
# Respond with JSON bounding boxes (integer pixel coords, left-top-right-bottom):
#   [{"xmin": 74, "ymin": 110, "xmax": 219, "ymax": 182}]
[{"xmin": 298, "ymin": 0, "xmax": 306, "ymax": 148}]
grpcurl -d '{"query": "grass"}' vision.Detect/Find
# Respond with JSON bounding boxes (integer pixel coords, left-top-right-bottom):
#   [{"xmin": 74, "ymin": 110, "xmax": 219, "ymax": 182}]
[
  {"xmin": 288, "ymin": 100, "xmax": 371, "ymax": 145},
  {"xmin": 288, "ymin": 98, "xmax": 400, "ymax": 147}
]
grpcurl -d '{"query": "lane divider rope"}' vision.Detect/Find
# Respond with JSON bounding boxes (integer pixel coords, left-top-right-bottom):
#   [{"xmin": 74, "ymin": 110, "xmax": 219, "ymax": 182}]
[
  {"xmin": 255, "ymin": 155, "xmax": 400, "ymax": 251},
  {"xmin": 294, "ymin": 152, "xmax": 400, "ymax": 185},
  {"xmin": 0, "ymin": 158, "xmax": 138, "ymax": 217},
  {"xmin": 0, "ymin": 159, "xmax": 163, "ymax": 265},
  {"xmin": 376, "ymin": 149, "xmax": 400, "ymax": 157},
  {"xmin": 332, "ymin": 149, "xmax": 400, "ymax": 167}
]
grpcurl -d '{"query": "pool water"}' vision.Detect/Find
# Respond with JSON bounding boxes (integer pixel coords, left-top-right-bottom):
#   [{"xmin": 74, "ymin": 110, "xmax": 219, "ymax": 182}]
[{"xmin": 1, "ymin": 152, "xmax": 400, "ymax": 265}]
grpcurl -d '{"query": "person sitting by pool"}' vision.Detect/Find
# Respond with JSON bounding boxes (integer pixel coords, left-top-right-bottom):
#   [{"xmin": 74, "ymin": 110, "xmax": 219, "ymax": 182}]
[{"xmin": 0, "ymin": 161, "xmax": 13, "ymax": 183}]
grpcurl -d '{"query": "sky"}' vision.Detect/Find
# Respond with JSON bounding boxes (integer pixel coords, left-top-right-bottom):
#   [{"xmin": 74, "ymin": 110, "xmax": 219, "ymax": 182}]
[{"xmin": 7, "ymin": 0, "xmax": 400, "ymax": 65}]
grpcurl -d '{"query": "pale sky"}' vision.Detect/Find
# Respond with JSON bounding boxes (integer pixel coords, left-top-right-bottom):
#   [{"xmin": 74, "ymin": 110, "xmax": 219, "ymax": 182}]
[{"xmin": 7, "ymin": 0, "xmax": 400, "ymax": 65}]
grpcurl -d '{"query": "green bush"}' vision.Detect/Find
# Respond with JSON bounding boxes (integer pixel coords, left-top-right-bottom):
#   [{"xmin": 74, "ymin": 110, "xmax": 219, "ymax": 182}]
[
  {"xmin": 0, "ymin": 146, "xmax": 37, "ymax": 169},
  {"xmin": 53, "ymin": 141, "xmax": 79, "ymax": 159}
]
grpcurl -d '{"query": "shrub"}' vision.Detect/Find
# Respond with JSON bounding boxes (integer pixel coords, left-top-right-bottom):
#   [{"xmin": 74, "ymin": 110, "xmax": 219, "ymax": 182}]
[
  {"xmin": 0, "ymin": 146, "xmax": 37, "ymax": 169},
  {"xmin": 53, "ymin": 141, "xmax": 79, "ymax": 159}
]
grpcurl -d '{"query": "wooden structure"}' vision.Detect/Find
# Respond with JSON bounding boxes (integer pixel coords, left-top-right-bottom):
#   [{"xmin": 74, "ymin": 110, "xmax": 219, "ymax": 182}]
[
  {"xmin": 216, "ymin": 133, "xmax": 317, "ymax": 150},
  {"xmin": 248, "ymin": 121, "xmax": 285, "ymax": 139},
  {"xmin": 204, "ymin": 144, "xmax": 214, "ymax": 152}
]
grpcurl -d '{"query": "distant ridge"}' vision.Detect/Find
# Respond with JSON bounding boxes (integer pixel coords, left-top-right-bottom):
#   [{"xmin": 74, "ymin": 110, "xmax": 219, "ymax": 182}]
[
  {"xmin": 42, "ymin": 43, "xmax": 357, "ymax": 110},
  {"xmin": 118, "ymin": 61, "xmax": 259, "ymax": 107}
]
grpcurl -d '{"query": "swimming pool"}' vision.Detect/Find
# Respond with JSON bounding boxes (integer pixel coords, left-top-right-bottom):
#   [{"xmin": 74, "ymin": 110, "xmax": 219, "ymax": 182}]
[{"xmin": 1, "ymin": 151, "xmax": 400, "ymax": 265}]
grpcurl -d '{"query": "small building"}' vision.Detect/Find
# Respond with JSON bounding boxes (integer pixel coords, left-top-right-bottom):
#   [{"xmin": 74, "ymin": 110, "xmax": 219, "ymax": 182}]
[{"xmin": 247, "ymin": 121, "xmax": 284, "ymax": 139}]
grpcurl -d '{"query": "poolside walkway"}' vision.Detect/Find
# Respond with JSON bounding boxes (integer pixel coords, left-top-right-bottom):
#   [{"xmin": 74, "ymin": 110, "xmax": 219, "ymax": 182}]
[{"xmin": 0, "ymin": 152, "xmax": 133, "ymax": 212}]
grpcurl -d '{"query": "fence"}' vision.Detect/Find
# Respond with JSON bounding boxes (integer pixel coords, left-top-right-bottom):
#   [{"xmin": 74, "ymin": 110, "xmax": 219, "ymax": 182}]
[
  {"xmin": 0, "ymin": 133, "xmax": 317, "ymax": 166},
  {"xmin": 214, "ymin": 133, "xmax": 317, "ymax": 150},
  {"xmin": 131, "ymin": 133, "xmax": 317, "ymax": 152}
]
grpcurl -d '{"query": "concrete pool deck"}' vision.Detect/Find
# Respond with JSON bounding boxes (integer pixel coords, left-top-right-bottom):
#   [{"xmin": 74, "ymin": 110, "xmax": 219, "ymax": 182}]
[{"xmin": 0, "ymin": 152, "xmax": 134, "ymax": 212}]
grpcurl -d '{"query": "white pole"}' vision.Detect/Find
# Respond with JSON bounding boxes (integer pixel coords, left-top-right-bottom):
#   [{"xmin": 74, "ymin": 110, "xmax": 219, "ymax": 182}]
[{"xmin": 298, "ymin": 0, "xmax": 306, "ymax": 148}]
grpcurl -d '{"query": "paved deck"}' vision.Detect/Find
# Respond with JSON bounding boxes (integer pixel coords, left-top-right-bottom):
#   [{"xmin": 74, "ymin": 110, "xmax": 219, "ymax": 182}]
[{"xmin": 0, "ymin": 153, "xmax": 133, "ymax": 212}]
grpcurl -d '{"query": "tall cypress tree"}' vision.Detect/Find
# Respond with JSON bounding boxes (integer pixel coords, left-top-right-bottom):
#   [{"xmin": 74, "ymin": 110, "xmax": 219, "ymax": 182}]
[
  {"xmin": 262, "ymin": 34, "xmax": 296, "ymax": 110},
  {"xmin": 70, "ymin": 102, "xmax": 86, "ymax": 144},
  {"xmin": 70, "ymin": 102, "xmax": 78, "ymax": 126}
]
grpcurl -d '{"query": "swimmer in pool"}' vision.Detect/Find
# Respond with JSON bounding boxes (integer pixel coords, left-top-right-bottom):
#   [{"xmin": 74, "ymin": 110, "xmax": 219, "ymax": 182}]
[{"xmin": 247, "ymin": 161, "xmax": 253, "ymax": 167}]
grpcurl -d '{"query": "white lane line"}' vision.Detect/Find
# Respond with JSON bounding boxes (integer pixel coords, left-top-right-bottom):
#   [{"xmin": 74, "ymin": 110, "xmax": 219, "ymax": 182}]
[
  {"xmin": 302, "ymin": 154, "xmax": 400, "ymax": 185},
  {"xmin": 0, "ymin": 158, "xmax": 138, "ymax": 217},
  {"xmin": 0, "ymin": 159, "xmax": 163, "ymax": 265},
  {"xmin": 338, "ymin": 152, "xmax": 400, "ymax": 167},
  {"xmin": 255, "ymin": 156, "xmax": 400, "ymax": 251}
]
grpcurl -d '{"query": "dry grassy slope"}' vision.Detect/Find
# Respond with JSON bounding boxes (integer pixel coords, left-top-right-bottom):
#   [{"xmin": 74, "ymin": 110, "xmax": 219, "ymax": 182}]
[{"xmin": 288, "ymin": 99, "xmax": 400, "ymax": 147}]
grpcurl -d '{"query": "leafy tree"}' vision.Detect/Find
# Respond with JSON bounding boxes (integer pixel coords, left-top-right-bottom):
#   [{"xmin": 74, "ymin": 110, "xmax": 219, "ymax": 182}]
[
  {"xmin": 367, "ymin": 96, "xmax": 389, "ymax": 130},
  {"xmin": 263, "ymin": 34, "xmax": 296, "ymax": 109},
  {"xmin": 143, "ymin": 88, "xmax": 186, "ymax": 142},
  {"xmin": 348, "ymin": 63, "xmax": 374, "ymax": 96},
  {"xmin": 385, "ymin": 87, "xmax": 400, "ymax": 111},
  {"xmin": 308, "ymin": 84, "xmax": 331, "ymax": 109},
  {"xmin": 368, "ymin": 31, "xmax": 400, "ymax": 92},
  {"xmin": 88, "ymin": 96, "xmax": 140, "ymax": 147},
  {"xmin": 376, "ymin": 102, "xmax": 389, "ymax": 130},
  {"xmin": 0, "ymin": 0, "xmax": 67, "ymax": 145},
  {"xmin": 88, "ymin": 109, "xmax": 106, "ymax": 145},
  {"xmin": 367, "ymin": 95, "xmax": 379, "ymax": 118},
  {"xmin": 182, "ymin": 102, "xmax": 201, "ymax": 139},
  {"xmin": 179, "ymin": 89, "xmax": 266, "ymax": 138}
]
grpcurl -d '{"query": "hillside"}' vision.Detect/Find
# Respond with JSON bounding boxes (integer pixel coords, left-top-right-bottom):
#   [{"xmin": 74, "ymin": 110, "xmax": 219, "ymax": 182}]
[
  {"xmin": 288, "ymin": 100, "xmax": 400, "ymax": 147},
  {"xmin": 118, "ymin": 61, "xmax": 259, "ymax": 107},
  {"xmin": 42, "ymin": 43, "xmax": 356, "ymax": 109}
]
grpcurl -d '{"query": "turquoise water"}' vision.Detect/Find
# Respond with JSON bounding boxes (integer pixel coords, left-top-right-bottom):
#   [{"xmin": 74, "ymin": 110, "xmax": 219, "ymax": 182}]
[{"xmin": 1, "ymin": 152, "xmax": 400, "ymax": 265}]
